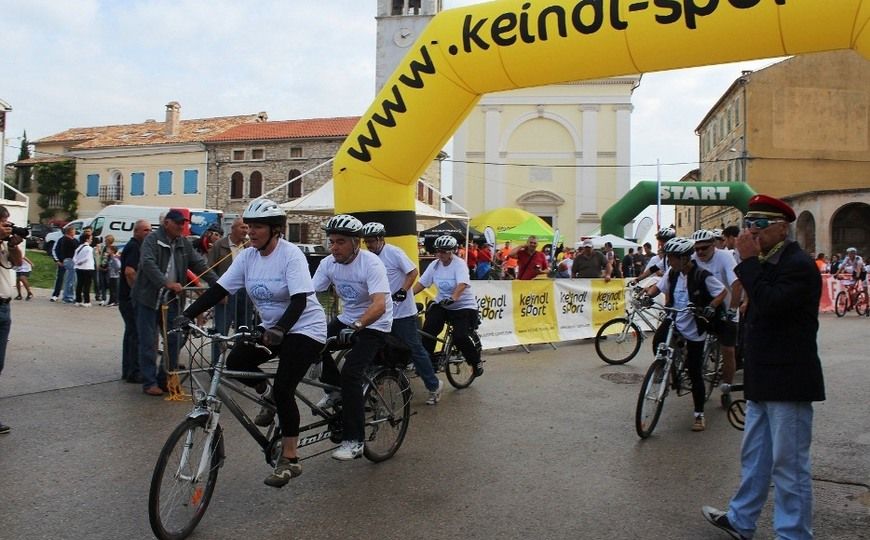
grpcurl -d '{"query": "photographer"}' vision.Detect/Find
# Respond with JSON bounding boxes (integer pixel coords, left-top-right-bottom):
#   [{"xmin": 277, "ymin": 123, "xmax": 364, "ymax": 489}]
[{"xmin": 0, "ymin": 205, "xmax": 25, "ymax": 434}]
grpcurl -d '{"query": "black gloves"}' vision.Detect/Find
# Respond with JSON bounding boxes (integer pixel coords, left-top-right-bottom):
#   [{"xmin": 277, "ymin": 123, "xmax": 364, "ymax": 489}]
[
  {"xmin": 392, "ymin": 288, "xmax": 407, "ymax": 302},
  {"xmin": 172, "ymin": 315, "xmax": 192, "ymax": 330},
  {"xmin": 337, "ymin": 328, "xmax": 357, "ymax": 346},
  {"xmin": 701, "ymin": 305, "xmax": 716, "ymax": 320},
  {"xmin": 262, "ymin": 326, "xmax": 286, "ymax": 347},
  {"xmin": 439, "ymin": 298, "xmax": 455, "ymax": 307}
]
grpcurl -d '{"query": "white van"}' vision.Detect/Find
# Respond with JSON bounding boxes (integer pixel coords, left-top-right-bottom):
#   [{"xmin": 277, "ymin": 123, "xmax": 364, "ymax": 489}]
[
  {"xmin": 45, "ymin": 205, "xmax": 222, "ymax": 252},
  {"xmin": 43, "ymin": 218, "xmax": 93, "ymax": 254}
]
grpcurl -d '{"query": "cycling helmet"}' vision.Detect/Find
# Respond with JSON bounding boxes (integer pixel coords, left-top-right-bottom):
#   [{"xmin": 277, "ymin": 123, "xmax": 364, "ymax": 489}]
[
  {"xmin": 243, "ymin": 198, "xmax": 286, "ymax": 228},
  {"xmin": 433, "ymin": 235, "xmax": 458, "ymax": 251},
  {"xmin": 690, "ymin": 229, "xmax": 715, "ymax": 243},
  {"xmin": 663, "ymin": 237, "xmax": 695, "ymax": 256},
  {"xmin": 711, "ymin": 228, "xmax": 724, "ymax": 239},
  {"xmin": 361, "ymin": 222, "xmax": 386, "ymax": 238},
  {"xmin": 656, "ymin": 227, "xmax": 676, "ymax": 241},
  {"xmin": 846, "ymin": 247, "xmax": 858, "ymax": 254},
  {"xmin": 321, "ymin": 214, "xmax": 363, "ymax": 236}
]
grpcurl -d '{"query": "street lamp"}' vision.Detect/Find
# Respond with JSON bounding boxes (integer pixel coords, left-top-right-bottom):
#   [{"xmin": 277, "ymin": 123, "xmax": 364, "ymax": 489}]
[{"xmin": 0, "ymin": 99, "xmax": 11, "ymax": 200}]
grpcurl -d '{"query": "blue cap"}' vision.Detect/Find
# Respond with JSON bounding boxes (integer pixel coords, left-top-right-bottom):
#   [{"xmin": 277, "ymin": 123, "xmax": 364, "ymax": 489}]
[{"xmin": 165, "ymin": 209, "xmax": 189, "ymax": 223}]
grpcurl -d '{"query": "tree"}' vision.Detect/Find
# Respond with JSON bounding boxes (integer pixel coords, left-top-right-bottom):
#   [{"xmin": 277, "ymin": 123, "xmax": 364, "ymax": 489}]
[
  {"xmin": 34, "ymin": 160, "xmax": 77, "ymax": 221},
  {"xmin": 15, "ymin": 130, "xmax": 31, "ymax": 193}
]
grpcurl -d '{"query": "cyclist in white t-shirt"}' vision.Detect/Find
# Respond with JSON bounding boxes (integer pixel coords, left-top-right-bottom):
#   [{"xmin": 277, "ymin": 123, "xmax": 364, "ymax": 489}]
[
  {"xmin": 631, "ymin": 227, "xmax": 676, "ymax": 285},
  {"xmin": 176, "ymin": 198, "xmax": 327, "ymax": 488},
  {"xmin": 836, "ymin": 247, "xmax": 866, "ymax": 288},
  {"xmin": 362, "ymin": 222, "xmax": 444, "ymax": 405},
  {"xmin": 412, "ymin": 235, "xmax": 483, "ymax": 377},
  {"xmin": 691, "ymin": 229, "xmax": 743, "ymax": 407},
  {"xmin": 312, "ymin": 214, "xmax": 393, "ymax": 461}
]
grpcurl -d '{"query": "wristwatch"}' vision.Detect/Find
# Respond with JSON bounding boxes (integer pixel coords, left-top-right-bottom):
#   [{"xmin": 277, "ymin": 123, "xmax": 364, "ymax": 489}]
[{"xmin": 351, "ymin": 320, "xmax": 363, "ymax": 331}]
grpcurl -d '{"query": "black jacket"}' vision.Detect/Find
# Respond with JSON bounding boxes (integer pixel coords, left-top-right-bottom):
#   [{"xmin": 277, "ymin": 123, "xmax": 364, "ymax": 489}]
[{"xmin": 735, "ymin": 241, "xmax": 825, "ymax": 402}]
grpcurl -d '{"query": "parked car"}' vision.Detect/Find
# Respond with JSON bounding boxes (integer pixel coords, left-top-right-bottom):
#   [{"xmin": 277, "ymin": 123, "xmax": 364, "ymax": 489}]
[
  {"xmin": 296, "ymin": 243, "xmax": 327, "ymax": 255},
  {"xmin": 26, "ymin": 223, "xmax": 59, "ymax": 249},
  {"xmin": 43, "ymin": 218, "xmax": 92, "ymax": 254}
]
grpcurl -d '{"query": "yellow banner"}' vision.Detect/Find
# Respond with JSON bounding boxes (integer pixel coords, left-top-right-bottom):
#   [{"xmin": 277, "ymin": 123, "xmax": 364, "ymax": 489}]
[{"xmin": 512, "ymin": 279, "xmax": 560, "ymax": 345}]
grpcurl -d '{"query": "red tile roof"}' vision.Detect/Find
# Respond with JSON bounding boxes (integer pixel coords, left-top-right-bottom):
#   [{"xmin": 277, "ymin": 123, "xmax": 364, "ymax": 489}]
[
  {"xmin": 205, "ymin": 116, "xmax": 361, "ymax": 143},
  {"xmin": 36, "ymin": 114, "xmax": 264, "ymax": 150}
]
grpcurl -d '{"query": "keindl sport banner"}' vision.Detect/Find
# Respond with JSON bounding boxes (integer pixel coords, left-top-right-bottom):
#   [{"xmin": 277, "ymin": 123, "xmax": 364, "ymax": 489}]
[{"xmin": 473, "ymin": 279, "xmax": 628, "ymax": 349}]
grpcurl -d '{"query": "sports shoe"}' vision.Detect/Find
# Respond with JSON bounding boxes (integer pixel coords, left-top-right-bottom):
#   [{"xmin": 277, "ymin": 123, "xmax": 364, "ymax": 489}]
[
  {"xmin": 254, "ymin": 401, "xmax": 276, "ymax": 427},
  {"xmin": 331, "ymin": 440, "xmax": 364, "ymax": 461},
  {"xmin": 473, "ymin": 363, "xmax": 484, "ymax": 377},
  {"xmin": 0, "ymin": 422, "xmax": 10, "ymax": 434},
  {"xmin": 425, "ymin": 379, "xmax": 444, "ymax": 405},
  {"xmin": 144, "ymin": 386, "xmax": 164, "ymax": 396},
  {"xmin": 701, "ymin": 506, "xmax": 748, "ymax": 540},
  {"xmin": 316, "ymin": 391, "xmax": 342, "ymax": 409},
  {"xmin": 263, "ymin": 456, "xmax": 302, "ymax": 488},
  {"xmin": 692, "ymin": 415, "xmax": 706, "ymax": 432},
  {"xmin": 50, "ymin": 296, "xmax": 58, "ymax": 302},
  {"xmin": 81, "ymin": 303, "xmax": 92, "ymax": 307},
  {"xmin": 75, "ymin": 302, "xmax": 83, "ymax": 307}
]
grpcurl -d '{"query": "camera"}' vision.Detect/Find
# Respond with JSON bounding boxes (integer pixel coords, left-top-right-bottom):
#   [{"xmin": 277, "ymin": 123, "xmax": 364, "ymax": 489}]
[{"xmin": 6, "ymin": 223, "xmax": 29, "ymax": 239}]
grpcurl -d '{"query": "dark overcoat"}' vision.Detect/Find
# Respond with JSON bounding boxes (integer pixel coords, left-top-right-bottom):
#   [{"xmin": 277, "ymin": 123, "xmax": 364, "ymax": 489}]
[{"xmin": 735, "ymin": 240, "xmax": 825, "ymax": 402}]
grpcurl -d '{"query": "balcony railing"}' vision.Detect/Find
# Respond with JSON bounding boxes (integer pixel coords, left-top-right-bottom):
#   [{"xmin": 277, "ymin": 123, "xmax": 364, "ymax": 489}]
[
  {"xmin": 99, "ymin": 183, "xmax": 123, "ymax": 204},
  {"xmin": 46, "ymin": 194, "xmax": 65, "ymax": 209}
]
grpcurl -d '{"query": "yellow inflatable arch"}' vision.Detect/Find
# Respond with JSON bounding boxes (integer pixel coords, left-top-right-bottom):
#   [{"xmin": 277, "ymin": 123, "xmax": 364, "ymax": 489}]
[{"xmin": 334, "ymin": 0, "xmax": 870, "ymax": 260}]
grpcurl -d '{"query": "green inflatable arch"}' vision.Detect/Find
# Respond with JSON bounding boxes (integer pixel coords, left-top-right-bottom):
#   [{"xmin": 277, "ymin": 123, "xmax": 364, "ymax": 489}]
[{"xmin": 601, "ymin": 181, "xmax": 757, "ymax": 237}]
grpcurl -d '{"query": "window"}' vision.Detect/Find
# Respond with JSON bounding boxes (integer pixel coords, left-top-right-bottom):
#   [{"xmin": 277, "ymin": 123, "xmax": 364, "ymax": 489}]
[
  {"xmin": 251, "ymin": 148, "xmax": 265, "ymax": 160},
  {"xmin": 417, "ymin": 181, "xmax": 425, "ymax": 201},
  {"xmin": 287, "ymin": 170, "xmax": 302, "ymax": 198},
  {"xmin": 249, "ymin": 171, "xmax": 263, "ymax": 198},
  {"xmin": 230, "ymin": 172, "xmax": 244, "ymax": 199},
  {"xmin": 733, "ymin": 98, "xmax": 740, "ymax": 126},
  {"xmin": 158, "ymin": 171, "xmax": 173, "ymax": 195},
  {"xmin": 290, "ymin": 147, "xmax": 302, "ymax": 158},
  {"xmin": 183, "ymin": 169, "xmax": 198, "ymax": 194},
  {"xmin": 427, "ymin": 187, "xmax": 434, "ymax": 206},
  {"xmin": 726, "ymin": 107, "xmax": 732, "ymax": 132},
  {"xmin": 287, "ymin": 223, "xmax": 308, "ymax": 243},
  {"xmin": 232, "ymin": 149, "xmax": 245, "ymax": 161},
  {"xmin": 86, "ymin": 174, "xmax": 100, "ymax": 197},
  {"xmin": 131, "ymin": 172, "xmax": 145, "ymax": 196}
]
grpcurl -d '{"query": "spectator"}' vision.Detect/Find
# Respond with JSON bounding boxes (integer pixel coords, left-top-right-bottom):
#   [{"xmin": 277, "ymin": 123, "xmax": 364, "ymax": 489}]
[
  {"xmin": 572, "ymin": 240, "xmax": 611, "ymax": 280},
  {"xmin": 196, "ymin": 222, "xmax": 223, "ymax": 256},
  {"xmin": 466, "ymin": 242, "xmax": 478, "ymax": 278},
  {"xmin": 119, "ymin": 219, "xmax": 151, "ymax": 384},
  {"xmin": 475, "ymin": 240, "xmax": 493, "ymax": 280},
  {"xmin": 622, "ymin": 248, "xmax": 635, "ymax": 279},
  {"xmin": 815, "ymin": 252, "xmax": 828, "ymax": 273},
  {"xmin": 0, "ymin": 205, "xmax": 24, "ymax": 434},
  {"xmin": 703, "ymin": 194, "xmax": 825, "ymax": 540},
  {"xmin": 106, "ymin": 245, "xmax": 120, "ymax": 306},
  {"xmin": 133, "ymin": 210, "xmax": 218, "ymax": 396},
  {"xmin": 54, "ymin": 225, "xmax": 79, "ymax": 304},
  {"xmin": 829, "ymin": 253, "xmax": 841, "ymax": 274},
  {"xmin": 509, "ymin": 236, "xmax": 549, "ymax": 280},
  {"xmin": 73, "ymin": 231, "xmax": 95, "ymax": 307},
  {"xmin": 14, "ymin": 255, "xmax": 34, "ymax": 301},
  {"xmin": 207, "ymin": 217, "xmax": 253, "ymax": 359},
  {"xmin": 498, "ymin": 241, "xmax": 517, "ymax": 279},
  {"xmin": 603, "ymin": 242, "xmax": 620, "ymax": 279},
  {"xmin": 556, "ymin": 249, "xmax": 574, "ymax": 278},
  {"xmin": 94, "ymin": 235, "xmax": 115, "ymax": 305},
  {"xmin": 642, "ymin": 242, "xmax": 654, "ymax": 266},
  {"xmin": 632, "ymin": 246, "xmax": 646, "ymax": 278}
]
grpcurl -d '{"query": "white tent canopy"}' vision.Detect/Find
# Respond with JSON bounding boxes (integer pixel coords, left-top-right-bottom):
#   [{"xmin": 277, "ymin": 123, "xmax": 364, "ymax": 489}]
[
  {"xmin": 579, "ymin": 234, "xmax": 640, "ymax": 249},
  {"xmin": 280, "ymin": 179, "xmax": 466, "ymax": 220}
]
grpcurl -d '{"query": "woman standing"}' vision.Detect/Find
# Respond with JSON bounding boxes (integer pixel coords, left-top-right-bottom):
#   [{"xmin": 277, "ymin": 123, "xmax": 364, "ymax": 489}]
[{"xmin": 73, "ymin": 231, "xmax": 95, "ymax": 307}]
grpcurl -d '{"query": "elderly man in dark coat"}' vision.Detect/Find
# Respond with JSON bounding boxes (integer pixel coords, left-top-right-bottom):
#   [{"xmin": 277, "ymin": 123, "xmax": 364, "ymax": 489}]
[{"xmin": 703, "ymin": 195, "xmax": 825, "ymax": 540}]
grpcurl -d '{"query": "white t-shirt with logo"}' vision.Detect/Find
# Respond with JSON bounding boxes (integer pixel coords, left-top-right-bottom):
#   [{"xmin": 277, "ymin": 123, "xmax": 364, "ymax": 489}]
[
  {"xmin": 313, "ymin": 249, "xmax": 393, "ymax": 332},
  {"xmin": 693, "ymin": 248, "xmax": 738, "ymax": 307},
  {"xmin": 657, "ymin": 270, "xmax": 725, "ymax": 342},
  {"xmin": 375, "ymin": 244, "xmax": 417, "ymax": 320},
  {"xmin": 218, "ymin": 240, "xmax": 327, "ymax": 343},
  {"xmin": 418, "ymin": 255, "xmax": 477, "ymax": 311}
]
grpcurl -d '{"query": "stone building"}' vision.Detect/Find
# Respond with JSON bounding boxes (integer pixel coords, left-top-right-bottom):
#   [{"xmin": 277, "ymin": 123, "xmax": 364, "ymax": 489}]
[{"xmin": 687, "ymin": 50, "xmax": 870, "ymax": 256}]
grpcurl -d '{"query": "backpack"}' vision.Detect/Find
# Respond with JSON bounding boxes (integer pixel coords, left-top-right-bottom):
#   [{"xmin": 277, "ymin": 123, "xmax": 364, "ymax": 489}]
[{"xmin": 665, "ymin": 265, "xmax": 720, "ymax": 333}]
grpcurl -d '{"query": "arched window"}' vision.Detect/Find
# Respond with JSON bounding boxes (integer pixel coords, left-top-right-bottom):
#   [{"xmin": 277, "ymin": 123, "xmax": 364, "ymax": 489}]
[
  {"xmin": 831, "ymin": 202, "xmax": 870, "ymax": 256},
  {"xmin": 288, "ymin": 169, "xmax": 302, "ymax": 198},
  {"xmin": 249, "ymin": 171, "xmax": 263, "ymax": 198},
  {"xmin": 795, "ymin": 211, "xmax": 816, "ymax": 254},
  {"xmin": 230, "ymin": 172, "xmax": 244, "ymax": 199}
]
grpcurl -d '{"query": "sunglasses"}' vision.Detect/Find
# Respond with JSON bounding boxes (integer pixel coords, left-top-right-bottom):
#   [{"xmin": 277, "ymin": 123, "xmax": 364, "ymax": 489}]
[
  {"xmin": 436, "ymin": 249, "xmax": 451, "ymax": 254},
  {"xmin": 743, "ymin": 217, "xmax": 784, "ymax": 230},
  {"xmin": 694, "ymin": 244, "xmax": 713, "ymax": 252}
]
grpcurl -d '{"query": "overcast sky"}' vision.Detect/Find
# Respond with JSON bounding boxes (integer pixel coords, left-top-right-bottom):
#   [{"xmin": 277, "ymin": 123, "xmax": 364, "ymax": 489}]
[{"xmin": 2, "ymin": 0, "xmax": 783, "ymax": 230}]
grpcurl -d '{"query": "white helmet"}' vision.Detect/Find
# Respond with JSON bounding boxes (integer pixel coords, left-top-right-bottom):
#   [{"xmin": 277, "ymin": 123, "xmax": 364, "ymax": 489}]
[
  {"xmin": 656, "ymin": 227, "xmax": 676, "ymax": 241},
  {"xmin": 243, "ymin": 198, "xmax": 286, "ymax": 228},
  {"xmin": 321, "ymin": 214, "xmax": 363, "ymax": 237},
  {"xmin": 663, "ymin": 237, "xmax": 695, "ymax": 256},
  {"xmin": 361, "ymin": 222, "xmax": 386, "ymax": 238},
  {"xmin": 690, "ymin": 229, "xmax": 716, "ymax": 243},
  {"xmin": 846, "ymin": 247, "xmax": 857, "ymax": 254},
  {"xmin": 433, "ymin": 235, "xmax": 458, "ymax": 250}
]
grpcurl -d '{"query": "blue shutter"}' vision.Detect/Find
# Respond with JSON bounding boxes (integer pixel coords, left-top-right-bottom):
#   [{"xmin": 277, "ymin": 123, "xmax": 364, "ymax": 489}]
[
  {"xmin": 183, "ymin": 170, "xmax": 198, "ymax": 194},
  {"xmin": 158, "ymin": 171, "xmax": 172, "ymax": 195},
  {"xmin": 86, "ymin": 174, "xmax": 99, "ymax": 197},
  {"xmin": 131, "ymin": 172, "xmax": 145, "ymax": 196}
]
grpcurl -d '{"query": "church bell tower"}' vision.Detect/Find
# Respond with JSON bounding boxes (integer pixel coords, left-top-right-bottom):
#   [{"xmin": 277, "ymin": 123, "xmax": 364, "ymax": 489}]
[{"xmin": 375, "ymin": 0, "xmax": 442, "ymax": 92}]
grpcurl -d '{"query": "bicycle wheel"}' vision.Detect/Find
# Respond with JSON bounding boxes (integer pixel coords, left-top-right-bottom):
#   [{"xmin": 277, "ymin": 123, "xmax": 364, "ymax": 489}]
[
  {"xmin": 149, "ymin": 417, "xmax": 224, "ymax": 540},
  {"xmin": 701, "ymin": 338, "xmax": 722, "ymax": 401},
  {"xmin": 363, "ymin": 370, "xmax": 412, "ymax": 462},
  {"xmin": 854, "ymin": 291, "xmax": 868, "ymax": 316},
  {"xmin": 635, "ymin": 359, "xmax": 669, "ymax": 439},
  {"xmin": 834, "ymin": 291, "xmax": 848, "ymax": 317},
  {"xmin": 595, "ymin": 318, "xmax": 642, "ymax": 365},
  {"xmin": 444, "ymin": 335, "xmax": 476, "ymax": 389}
]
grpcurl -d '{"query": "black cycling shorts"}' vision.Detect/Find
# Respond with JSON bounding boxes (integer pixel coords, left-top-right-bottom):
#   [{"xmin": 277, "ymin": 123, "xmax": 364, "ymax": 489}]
[{"xmin": 713, "ymin": 318, "xmax": 737, "ymax": 347}]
